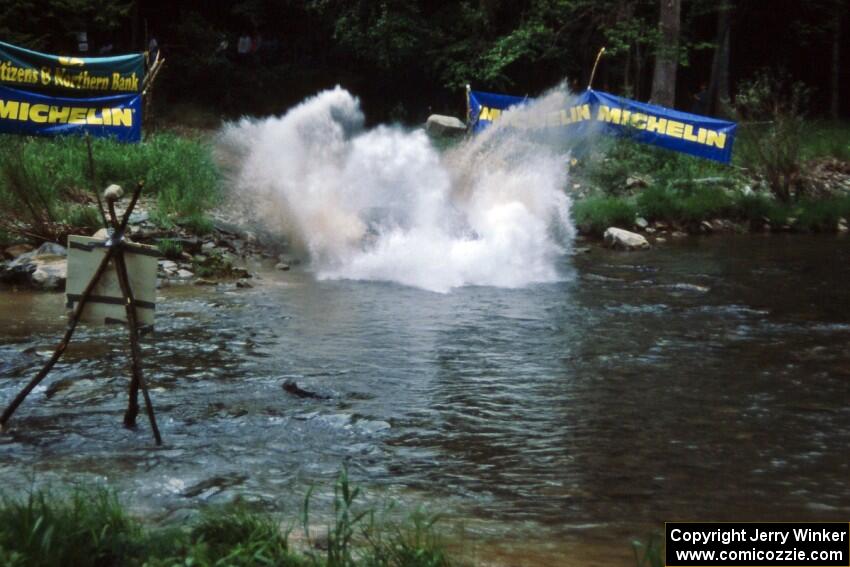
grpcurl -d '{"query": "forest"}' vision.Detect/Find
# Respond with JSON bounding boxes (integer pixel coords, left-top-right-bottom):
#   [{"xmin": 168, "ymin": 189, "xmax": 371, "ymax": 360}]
[{"xmin": 1, "ymin": 0, "xmax": 847, "ymax": 123}]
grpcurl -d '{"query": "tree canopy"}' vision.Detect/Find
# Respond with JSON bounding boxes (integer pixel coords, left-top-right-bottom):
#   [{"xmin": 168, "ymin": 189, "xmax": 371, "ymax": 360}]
[{"xmin": 1, "ymin": 0, "xmax": 847, "ymax": 122}]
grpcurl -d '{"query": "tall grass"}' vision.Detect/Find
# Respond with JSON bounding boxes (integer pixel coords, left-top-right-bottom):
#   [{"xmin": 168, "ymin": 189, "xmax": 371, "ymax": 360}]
[
  {"xmin": 0, "ymin": 133, "xmax": 221, "ymax": 242},
  {"xmin": 572, "ymin": 196, "xmax": 638, "ymax": 234},
  {"xmin": 0, "ymin": 471, "xmax": 460, "ymax": 567},
  {"xmin": 799, "ymin": 121, "xmax": 850, "ymax": 162}
]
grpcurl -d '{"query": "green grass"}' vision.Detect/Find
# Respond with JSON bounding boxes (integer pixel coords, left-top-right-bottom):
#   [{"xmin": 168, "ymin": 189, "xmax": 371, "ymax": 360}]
[
  {"xmin": 572, "ymin": 196, "xmax": 638, "ymax": 234},
  {"xmin": 0, "ymin": 133, "xmax": 222, "ymax": 242},
  {"xmin": 156, "ymin": 238, "xmax": 184, "ymax": 260},
  {"xmin": 572, "ymin": 189, "xmax": 850, "ymax": 234},
  {"xmin": 800, "ymin": 121, "xmax": 850, "ymax": 162},
  {"xmin": 0, "ymin": 470, "xmax": 461, "ymax": 567}
]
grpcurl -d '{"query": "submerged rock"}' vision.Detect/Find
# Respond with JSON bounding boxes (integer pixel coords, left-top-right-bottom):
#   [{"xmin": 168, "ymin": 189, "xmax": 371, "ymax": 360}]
[
  {"xmin": 603, "ymin": 227, "xmax": 650, "ymax": 251},
  {"xmin": 282, "ymin": 380, "xmax": 330, "ymax": 400}
]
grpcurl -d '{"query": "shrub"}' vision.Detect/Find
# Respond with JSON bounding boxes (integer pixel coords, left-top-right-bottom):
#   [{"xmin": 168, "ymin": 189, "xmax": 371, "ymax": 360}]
[
  {"xmin": 572, "ymin": 196, "xmax": 637, "ymax": 234},
  {"xmin": 678, "ymin": 186, "xmax": 735, "ymax": 223},
  {"xmin": 795, "ymin": 199, "xmax": 842, "ymax": 232},
  {"xmin": 0, "ymin": 489, "xmax": 142, "ymax": 567},
  {"xmin": 636, "ymin": 185, "xmax": 681, "ymax": 222},
  {"xmin": 156, "ymin": 238, "xmax": 184, "ymax": 260},
  {"xmin": 733, "ymin": 192, "xmax": 789, "ymax": 225},
  {"xmin": 735, "ymin": 72, "xmax": 808, "ymax": 202},
  {"xmin": 0, "ymin": 133, "xmax": 222, "ymax": 243}
]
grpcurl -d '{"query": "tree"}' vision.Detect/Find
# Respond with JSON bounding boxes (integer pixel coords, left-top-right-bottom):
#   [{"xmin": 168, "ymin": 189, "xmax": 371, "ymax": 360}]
[
  {"xmin": 650, "ymin": 0, "xmax": 681, "ymax": 107},
  {"xmin": 829, "ymin": 4, "xmax": 842, "ymax": 119},
  {"xmin": 707, "ymin": 0, "xmax": 732, "ymax": 115}
]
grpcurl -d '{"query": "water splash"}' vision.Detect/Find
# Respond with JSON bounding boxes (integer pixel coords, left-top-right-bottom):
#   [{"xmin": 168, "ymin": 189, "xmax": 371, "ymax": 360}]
[{"xmin": 219, "ymin": 85, "xmax": 583, "ymax": 293}]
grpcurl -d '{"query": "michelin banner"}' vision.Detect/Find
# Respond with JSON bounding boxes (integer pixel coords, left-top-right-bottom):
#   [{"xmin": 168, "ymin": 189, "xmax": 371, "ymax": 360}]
[
  {"xmin": 0, "ymin": 85, "xmax": 142, "ymax": 142},
  {"xmin": 0, "ymin": 40, "xmax": 144, "ymax": 94},
  {"xmin": 468, "ymin": 88, "xmax": 737, "ymax": 164}
]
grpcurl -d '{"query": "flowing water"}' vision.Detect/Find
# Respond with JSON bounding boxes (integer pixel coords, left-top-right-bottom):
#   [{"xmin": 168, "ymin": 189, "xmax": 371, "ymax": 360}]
[{"xmin": 2, "ymin": 235, "xmax": 849, "ymax": 565}]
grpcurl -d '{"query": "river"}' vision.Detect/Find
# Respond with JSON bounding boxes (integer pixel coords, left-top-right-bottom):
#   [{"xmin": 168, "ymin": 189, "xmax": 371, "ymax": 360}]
[{"xmin": 1, "ymin": 234, "xmax": 849, "ymax": 565}]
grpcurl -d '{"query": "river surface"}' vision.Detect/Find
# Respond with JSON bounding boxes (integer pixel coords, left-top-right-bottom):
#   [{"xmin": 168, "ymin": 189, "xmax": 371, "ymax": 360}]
[{"xmin": 1, "ymin": 234, "xmax": 849, "ymax": 565}]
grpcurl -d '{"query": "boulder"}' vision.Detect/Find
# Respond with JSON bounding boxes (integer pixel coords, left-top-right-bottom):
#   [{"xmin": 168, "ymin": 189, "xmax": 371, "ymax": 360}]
[
  {"xmin": 838, "ymin": 218, "xmax": 848, "ymax": 233},
  {"xmin": 634, "ymin": 217, "xmax": 649, "ymax": 230},
  {"xmin": 425, "ymin": 114, "xmax": 466, "ymax": 137},
  {"xmin": 92, "ymin": 228, "xmax": 110, "ymax": 240},
  {"xmin": 275, "ymin": 262, "xmax": 291, "ymax": 271},
  {"xmin": 0, "ymin": 248, "xmax": 66, "ymax": 290},
  {"xmin": 34, "ymin": 242, "xmax": 66, "ymax": 257},
  {"xmin": 603, "ymin": 227, "xmax": 650, "ymax": 251},
  {"xmin": 30, "ymin": 257, "xmax": 67, "ymax": 290}
]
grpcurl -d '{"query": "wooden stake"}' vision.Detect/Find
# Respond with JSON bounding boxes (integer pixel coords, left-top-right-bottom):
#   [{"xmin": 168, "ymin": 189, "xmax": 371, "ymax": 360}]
[{"xmin": 1, "ymin": 180, "xmax": 162, "ymax": 446}]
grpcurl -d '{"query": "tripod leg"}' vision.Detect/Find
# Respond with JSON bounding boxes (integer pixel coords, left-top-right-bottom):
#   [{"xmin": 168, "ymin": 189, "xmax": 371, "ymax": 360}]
[
  {"xmin": 113, "ymin": 251, "xmax": 162, "ymax": 445},
  {"xmin": 1, "ymin": 246, "xmax": 116, "ymax": 428}
]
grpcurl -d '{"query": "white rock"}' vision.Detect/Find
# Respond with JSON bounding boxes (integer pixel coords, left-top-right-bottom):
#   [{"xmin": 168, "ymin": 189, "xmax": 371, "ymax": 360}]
[
  {"xmin": 603, "ymin": 227, "xmax": 650, "ymax": 251},
  {"xmin": 176, "ymin": 269, "xmax": 194, "ymax": 279},
  {"xmin": 34, "ymin": 242, "xmax": 66, "ymax": 257},
  {"xmin": 30, "ymin": 258, "xmax": 67, "ymax": 290},
  {"xmin": 425, "ymin": 114, "xmax": 466, "ymax": 136},
  {"xmin": 634, "ymin": 217, "xmax": 649, "ymax": 229}
]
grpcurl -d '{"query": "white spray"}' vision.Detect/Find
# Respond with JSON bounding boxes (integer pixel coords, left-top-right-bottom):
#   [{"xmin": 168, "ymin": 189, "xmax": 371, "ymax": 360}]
[{"xmin": 218, "ymin": 85, "xmax": 585, "ymax": 293}]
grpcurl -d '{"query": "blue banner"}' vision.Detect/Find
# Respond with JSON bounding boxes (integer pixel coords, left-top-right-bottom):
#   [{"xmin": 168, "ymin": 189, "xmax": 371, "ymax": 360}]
[
  {"xmin": 468, "ymin": 88, "xmax": 737, "ymax": 164},
  {"xmin": 0, "ymin": 40, "xmax": 144, "ymax": 93},
  {"xmin": 0, "ymin": 84, "xmax": 142, "ymax": 142}
]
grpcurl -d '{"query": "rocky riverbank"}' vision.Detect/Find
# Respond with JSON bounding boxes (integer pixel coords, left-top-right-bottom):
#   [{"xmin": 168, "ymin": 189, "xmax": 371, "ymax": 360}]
[{"xmin": 0, "ymin": 199, "xmax": 295, "ymax": 292}]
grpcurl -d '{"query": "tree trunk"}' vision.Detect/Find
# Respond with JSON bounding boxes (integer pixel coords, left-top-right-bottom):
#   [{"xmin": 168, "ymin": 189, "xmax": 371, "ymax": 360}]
[
  {"xmin": 831, "ymin": 14, "xmax": 841, "ymax": 120},
  {"xmin": 708, "ymin": 1, "xmax": 732, "ymax": 115},
  {"xmin": 650, "ymin": 0, "xmax": 681, "ymax": 107}
]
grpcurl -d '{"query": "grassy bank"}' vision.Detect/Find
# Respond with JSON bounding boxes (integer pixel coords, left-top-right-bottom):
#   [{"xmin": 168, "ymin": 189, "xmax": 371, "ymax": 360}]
[
  {"xmin": 0, "ymin": 471, "xmax": 458, "ymax": 567},
  {"xmin": 0, "ymin": 134, "xmax": 221, "ymax": 246},
  {"xmin": 570, "ymin": 122, "xmax": 850, "ymax": 236},
  {"xmin": 572, "ymin": 187, "xmax": 850, "ymax": 235}
]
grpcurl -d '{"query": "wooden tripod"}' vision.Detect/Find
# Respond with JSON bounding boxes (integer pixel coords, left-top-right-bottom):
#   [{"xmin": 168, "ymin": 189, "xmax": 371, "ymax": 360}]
[{"xmin": 0, "ymin": 181, "xmax": 162, "ymax": 445}]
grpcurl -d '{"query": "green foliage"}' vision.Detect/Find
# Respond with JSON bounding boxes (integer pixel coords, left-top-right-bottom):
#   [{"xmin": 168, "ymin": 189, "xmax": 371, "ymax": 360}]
[
  {"xmin": 799, "ymin": 122, "xmax": 850, "ymax": 162},
  {"xmin": 0, "ymin": 134, "xmax": 221, "ymax": 243},
  {"xmin": 156, "ymin": 238, "xmax": 183, "ymax": 260},
  {"xmin": 735, "ymin": 73, "xmax": 809, "ymax": 201},
  {"xmin": 578, "ymin": 138, "xmax": 732, "ymax": 197},
  {"xmin": 635, "ymin": 185, "xmax": 680, "ymax": 221},
  {"xmin": 632, "ymin": 532, "xmax": 664, "ymax": 567},
  {"xmin": 65, "ymin": 205, "xmax": 104, "ymax": 232},
  {"xmin": 0, "ymin": 0, "xmax": 132, "ymax": 50},
  {"xmin": 0, "ymin": 479, "xmax": 462, "ymax": 567},
  {"xmin": 572, "ymin": 196, "xmax": 637, "ymax": 234},
  {"xmin": 734, "ymin": 192, "xmax": 789, "ymax": 225},
  {"xmin": 0, "ymin": 488, "xmax": 141, "ymax": 567},
  {"xmin": 794, "ymin": 198, "xmax": 850, "ymax": 232}
]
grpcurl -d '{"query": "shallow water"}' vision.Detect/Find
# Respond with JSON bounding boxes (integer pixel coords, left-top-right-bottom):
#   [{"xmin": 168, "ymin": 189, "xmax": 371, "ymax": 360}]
[{"xmin": 2, "ymin": 234, "xmax": 849, "ymax": 565}]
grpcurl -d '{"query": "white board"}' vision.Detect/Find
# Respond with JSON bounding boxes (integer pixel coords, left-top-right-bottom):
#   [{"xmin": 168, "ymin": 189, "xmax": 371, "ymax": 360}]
[{"xmin": 66, "ymin": 235, "xmax": 159, "ymax": 327}]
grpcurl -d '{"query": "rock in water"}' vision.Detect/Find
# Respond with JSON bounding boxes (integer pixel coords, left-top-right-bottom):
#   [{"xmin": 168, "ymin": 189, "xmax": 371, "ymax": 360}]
[
  {"xmin": 603, "ymin": 227, "xmax": 651, "ymax": 251},
  {"xmin": 282, "ymin": 380, "xmax": 330, "ymax": 400},
  {"xmin": 425, "ymin": 114, "xmax": 466, "ymax": 137},
  {"xmin": 30, "ymin": 258, "xmax": 67, "ymax": 290}
]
